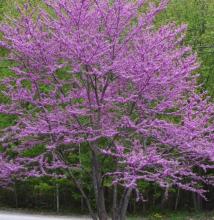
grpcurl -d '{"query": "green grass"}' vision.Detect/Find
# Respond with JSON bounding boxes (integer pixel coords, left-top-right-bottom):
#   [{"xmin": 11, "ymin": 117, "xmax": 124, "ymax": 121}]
[{"xmin": 128, "ymin": 211, "xmax": 214, "ymax": 220}]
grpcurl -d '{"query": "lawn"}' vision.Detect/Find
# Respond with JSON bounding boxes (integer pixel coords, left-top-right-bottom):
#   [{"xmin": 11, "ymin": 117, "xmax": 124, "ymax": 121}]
[{"xmin": 128, "ymin": 212, "xmax": 214, "ymax": 220}]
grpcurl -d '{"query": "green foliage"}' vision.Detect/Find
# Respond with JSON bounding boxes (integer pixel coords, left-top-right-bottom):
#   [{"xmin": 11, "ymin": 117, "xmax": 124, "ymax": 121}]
[
  {"xmin": 34, "ymin": 182, "xmax": 54, "ymax": 192},
  {"xmin": 0, "ymin": 0, "xmax": 43, "ymax": 20},
  {"xmin": 156, "ymin": 0, "xmax": 214, "ymax": 96},
  {"xmin": 22, "ymin": 145, "xmax": 45, "ymax": 158},
  {"xmin": 0, "ymin": 114, "xmax": 17, "ymax": 128}
]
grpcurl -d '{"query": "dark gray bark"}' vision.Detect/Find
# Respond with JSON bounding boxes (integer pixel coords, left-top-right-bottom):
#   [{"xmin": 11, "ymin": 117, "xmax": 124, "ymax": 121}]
[
  {"xmin": 174, "ymin": 189, "xmax": 180, "ymax": 210},
  {"xmin": 14, "ymin": 182, "xmax": 18, "ymax": 208},
  {"xmin": 118, "ymin": 188, "xmax": 132, "ymax": 220},
  {"xmin": 112, "ymin": 184, "xmax": 118, "ymax": 220},
  {"xmin": 193, "ymin": 192, "xmax": 202, "ymax": 211},
  {"xmin": 56, "ymin": 183, "xmax": 60, "ymax": 213},
  {"xmin": 91, "ymin": 150, "xmax": 108, "ymax": 220}
]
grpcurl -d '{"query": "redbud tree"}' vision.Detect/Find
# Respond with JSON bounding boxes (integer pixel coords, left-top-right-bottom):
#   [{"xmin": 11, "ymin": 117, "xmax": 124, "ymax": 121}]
[{"xmin": 0, "ymin": 0, "xmax": 214, "ymax": 219}]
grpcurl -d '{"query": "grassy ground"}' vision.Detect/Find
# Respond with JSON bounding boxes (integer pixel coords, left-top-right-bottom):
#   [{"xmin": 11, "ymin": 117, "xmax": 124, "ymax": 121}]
[{"xmin": 128, "ymin": 211, "xmax": 214, "ymax": 220}]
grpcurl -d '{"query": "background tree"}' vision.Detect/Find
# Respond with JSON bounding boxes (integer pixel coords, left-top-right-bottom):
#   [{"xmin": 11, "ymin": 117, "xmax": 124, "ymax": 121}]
[{"xmin": 156, "ymin": 0, "xmax": 214, "ymax": 96}]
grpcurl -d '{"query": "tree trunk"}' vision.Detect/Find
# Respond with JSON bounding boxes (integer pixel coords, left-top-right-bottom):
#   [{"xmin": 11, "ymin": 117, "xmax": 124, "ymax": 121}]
[
  {"xmin": 81, "ymin": 196, "xmax": 84, "ymax": 212},
  {"xmin": 91, "ymin": 150, "xmax": 108, "ymax": 220},
  {"xmin": 197, "ymin": 193, "xmax": 202, "ymax": 210},
  {"xmin": 174, "ymin": 189, "xmax": 180, "ymax": 210},
  {"xmin": 116, "ymin": 188, "xmax": 132, "ymax": 220},
  {"xmin": 14, "ymin": 182, "xmax": 18, "ymax": 208},
  {"xmin": 161, "ymin": 187, "xmax": 169, "ymax": 209},
  {"xmin": 56, "ymin": 183, "xmax": 60, "ymax": 213},
  {"xmin": 112, "ymin": 184, "xmax": 118, "ymax": 220},
  {"xmin": 193, "ymin": 192, "xmax": 202, "ymax": 211}
]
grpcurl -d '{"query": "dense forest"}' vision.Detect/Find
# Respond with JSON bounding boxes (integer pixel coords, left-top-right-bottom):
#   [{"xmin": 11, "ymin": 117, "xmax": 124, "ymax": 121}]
[{"xmin": 0, "ymin": 0, "xmax": 214, "ymax": 219}]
